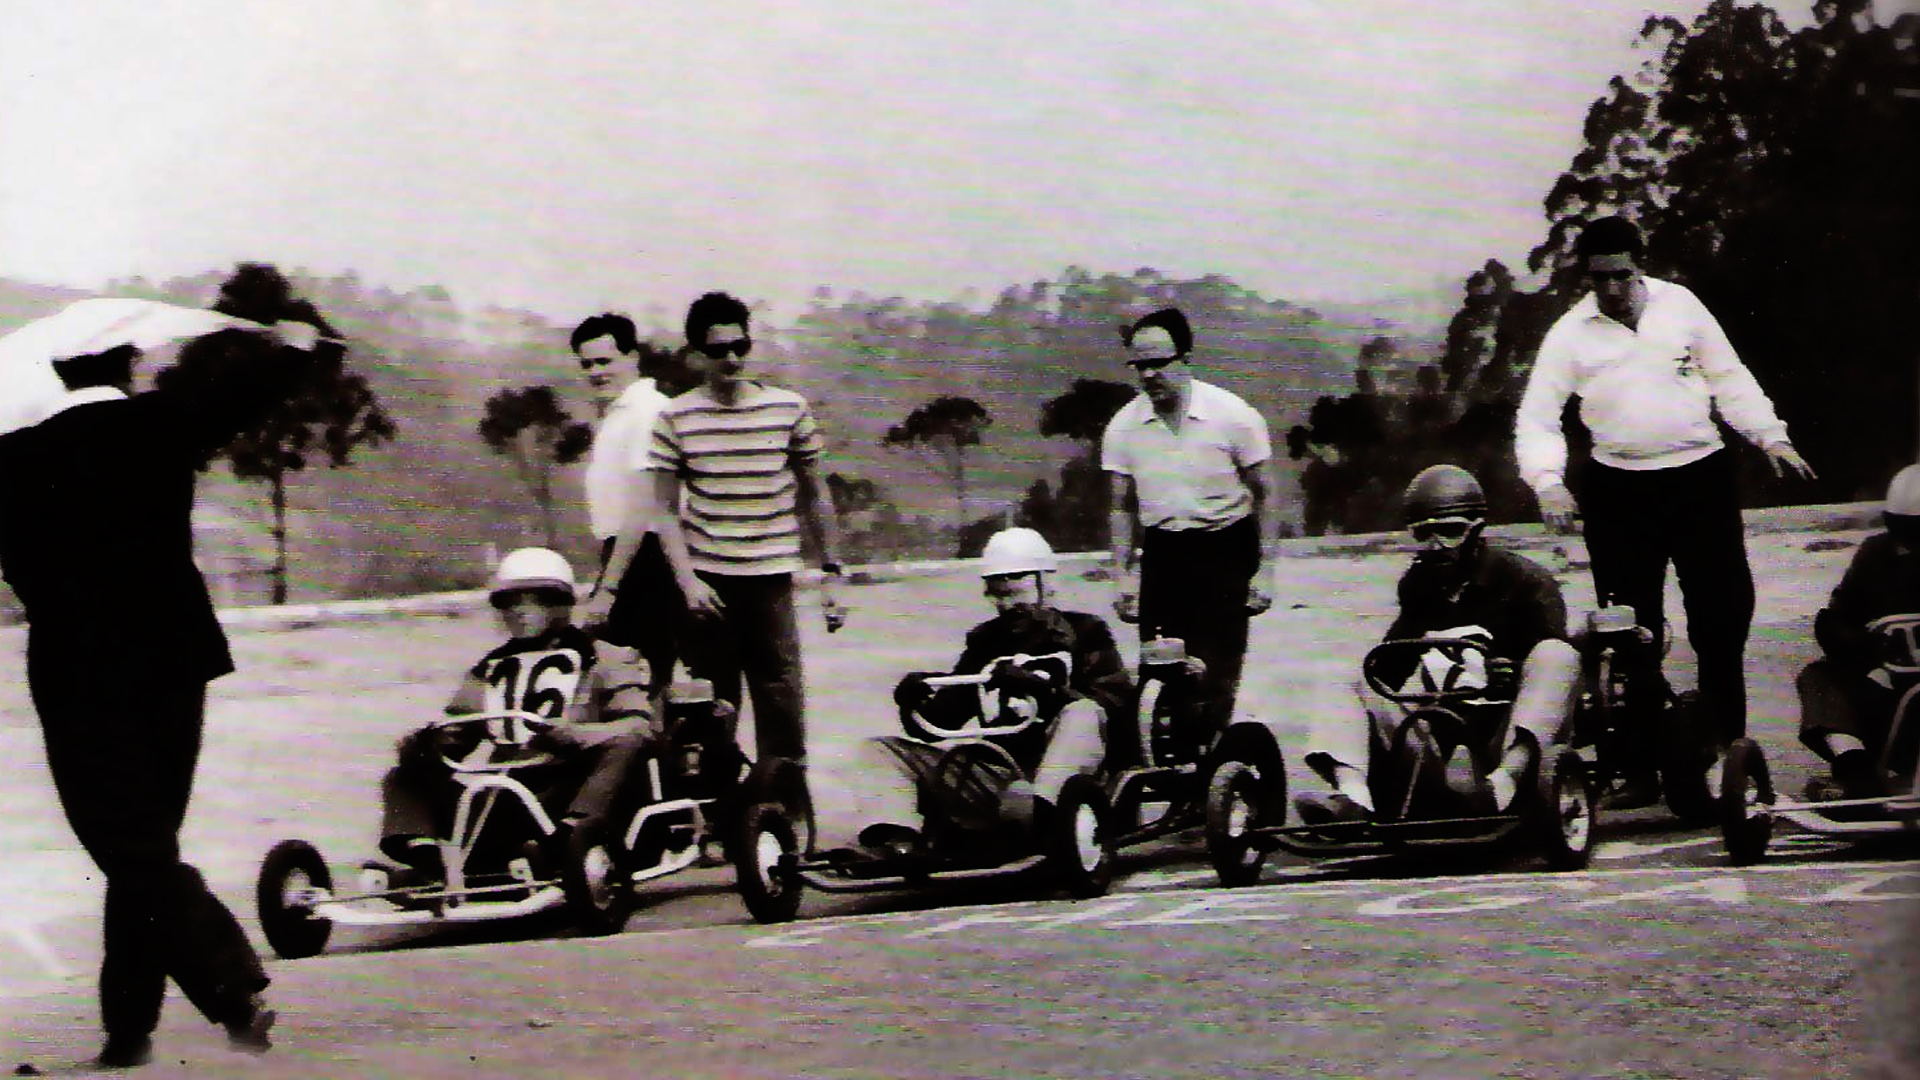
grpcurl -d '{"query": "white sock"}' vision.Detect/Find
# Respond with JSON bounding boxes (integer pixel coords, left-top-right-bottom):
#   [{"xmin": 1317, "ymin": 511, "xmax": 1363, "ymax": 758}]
[
  {"xmin": 1490, "ymin": 770, "xmax": 1518, "ymax": 811},
  {"xmin": 1333, "ymin": 766, "xmax": 1375, "ymax": 812}
]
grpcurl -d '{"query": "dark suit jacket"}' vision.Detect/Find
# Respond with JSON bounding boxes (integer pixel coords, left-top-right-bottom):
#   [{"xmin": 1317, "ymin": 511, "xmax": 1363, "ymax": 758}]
[{"xmin": 0, "ymin": 346, "xmax": 312, "ymax": 687}]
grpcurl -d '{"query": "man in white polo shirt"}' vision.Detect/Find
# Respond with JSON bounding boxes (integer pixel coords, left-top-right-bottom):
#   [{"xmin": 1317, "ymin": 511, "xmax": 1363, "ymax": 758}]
[
  {"xmin": 1515, "ymin": 215, "xmax": 1816, "ymax": 807},
  {"xmin": 1104, "ymin": 307, "xmax": 1276, "ymax": 749},
  {"xmin": 574, "ymin": 312, "xmax": 679, "ymax": 695}
]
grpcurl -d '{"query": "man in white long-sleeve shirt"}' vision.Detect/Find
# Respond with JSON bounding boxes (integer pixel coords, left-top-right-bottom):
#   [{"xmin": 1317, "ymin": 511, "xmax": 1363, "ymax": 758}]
[
  {"xmin": 1514, "ymin": 216, "xmax": 1815, "ymax": 807},
  {"xmin": 575, "ymin": 312, "xmax": 680, "ymax": 694}
]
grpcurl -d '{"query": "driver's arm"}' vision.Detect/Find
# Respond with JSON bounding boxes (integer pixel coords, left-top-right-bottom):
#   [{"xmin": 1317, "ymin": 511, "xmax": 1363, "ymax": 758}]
[
  {"xmin": 445, "ymin": 671, "xmax": 486, "ymax": 716},
  {"xmin": 1814, "ymin": 540, "xmax": 1890, "ymax": 674}
]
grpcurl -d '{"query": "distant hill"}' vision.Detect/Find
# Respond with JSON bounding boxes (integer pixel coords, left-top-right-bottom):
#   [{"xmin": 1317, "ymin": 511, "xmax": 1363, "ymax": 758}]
[{"xmin": 0, "ymin": 269, "xmax": 1452, "ymax": 601}]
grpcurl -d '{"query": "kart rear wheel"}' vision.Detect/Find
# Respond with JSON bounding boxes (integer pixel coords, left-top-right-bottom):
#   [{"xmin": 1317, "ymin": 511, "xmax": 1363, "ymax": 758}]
[
  {"xmin": 733, "ymin": 801, "xmax": 803, "ymax": 924},
  {"xmin": 742, "ymin": 756, "xmax": 816, "ymax": 856},
  {"xmin": 1205, "ymin": 760, "xmax": 1271, "ymax": 888},
  {"xmin": 257, "ymin": 840, "xmax": 334, "ymax": 960},
  {"xmin": 1049, "ymin": 774, "xmax": 1114, "ymax": 899},
  {"xmin": 1537, "ymin": 751, "xmax": 1596, "ymax": 871},
  {"xmin": 1719, "ymin": 738, "xmax": 1774, "ymax": 867},
  {"xmin": 562, "ymin": 819, "xmax": 634, "ymax": 936}
]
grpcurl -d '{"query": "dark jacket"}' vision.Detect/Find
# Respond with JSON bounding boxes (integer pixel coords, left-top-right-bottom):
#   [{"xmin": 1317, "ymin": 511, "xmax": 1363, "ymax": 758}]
[
  {"xmin": 1380, "ymin": 543, "xmax": 1568, "ymax": 682},
  {"xmin": 1814, "ymin": 533, "xmax": 1920, "ymax": 676},
  {"xmin": 0, "ymin": 344, "xmax": 312, "ymax": 686},
  {"xmin": 925, "ymin": 605, "xmax": 1134, "ymax": 727}
]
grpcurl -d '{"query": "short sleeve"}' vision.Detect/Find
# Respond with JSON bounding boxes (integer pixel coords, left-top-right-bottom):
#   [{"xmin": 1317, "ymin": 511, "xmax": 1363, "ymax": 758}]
[
  {"xmin": 788, "ymin": 400, "xmax": 823, "ymax": 463},
  {"xmin": 1232, "ymin": 397, "xmax": 1271, "ymax": 468},
  {"xmin": 645, "ymin": 407, "xmax": 684, "ymax": 473},
  {"xmin": 1100, "ymin": 413, "xmax": 1131, "ymax": 476}
]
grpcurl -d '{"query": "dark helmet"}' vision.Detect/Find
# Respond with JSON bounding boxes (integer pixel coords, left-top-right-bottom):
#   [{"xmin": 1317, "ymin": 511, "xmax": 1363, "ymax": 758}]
[{"xmin": 1402, "ymin": 465, "xmax": 1487, "ymax": 526}]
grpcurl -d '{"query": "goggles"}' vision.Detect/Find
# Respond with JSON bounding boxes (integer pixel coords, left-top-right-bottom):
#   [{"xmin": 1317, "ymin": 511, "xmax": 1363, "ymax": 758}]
[
  {"xmin": 490, "ymin": 586, "xmax": 574, "ymax": 610},
  {"xmin": 1410, "ymin": 516, "xmax": 1479, "ymax": 545}
]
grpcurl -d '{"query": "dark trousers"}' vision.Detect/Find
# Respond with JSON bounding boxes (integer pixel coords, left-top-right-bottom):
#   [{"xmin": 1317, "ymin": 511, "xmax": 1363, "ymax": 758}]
[
  {"xmin": 1138, "ymin": 515, "xmax": 1261, "ymax": 732},
  {"xmin": 1579, "ymin": 450, "xmax": 1754, "ymax": 745},
  {"xmin": 1797, "ymin": 660, "xmax": 1905, "ymax": 765},
  {"xmin": 679, "ymin": 572, "xmax": 806, "ymax": 763},
  {"xmin": 599, "ymin": 533, "xmax": 682, "ymax": 693},
  {"xmin": 29, "ymin": 664, "xmax": 266, "ymax": 1039}
]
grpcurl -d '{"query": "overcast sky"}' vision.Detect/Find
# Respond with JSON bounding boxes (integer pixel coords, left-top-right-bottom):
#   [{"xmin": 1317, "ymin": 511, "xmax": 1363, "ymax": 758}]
[{"xmin": 1, "ymin": 1, "xmax": 1756, "ymax": 324}]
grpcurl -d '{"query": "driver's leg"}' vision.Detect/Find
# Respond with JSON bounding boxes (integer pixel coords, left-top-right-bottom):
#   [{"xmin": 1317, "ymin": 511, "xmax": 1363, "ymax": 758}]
[
  {"xmin": 1031, "ymin": 699, "xmax": 1104, "ymax": 807},
  {"xmin": 1494, "ymin": 639, "xmax": 1582, "ymax": 810},
  {"xmin": 1797, "ymin": 659, "xmax": 1897, "ymax": 798},
  {"xmin": 1296, "ymin": 680, "xmax": 1385, "ymax": 822}
]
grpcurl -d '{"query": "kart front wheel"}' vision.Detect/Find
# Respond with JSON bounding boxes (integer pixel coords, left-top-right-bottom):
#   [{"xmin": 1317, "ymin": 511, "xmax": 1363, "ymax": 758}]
[
  {"xmin": 1205, "ymin": 760, "xmax": 1271, "ymax": 888},
  {"xmin": 1049, "ymin": 774, "xmax": 1115, "ymax": 899},
  {"xmin": 741, "ymin": 756, "xmax": 816, "ymax": 857},
  {"xmin": 1719, "ymin": 738, "xmax": 1774, "ymax": 867},
  {"xmin": 733, "ymin": 802, "xmax": 803, "ymax": 924},
  {"xmin": 1537, "ymin": 751, "xmax": 1596, "ymax": 871},
  {"xmin": 563, "ymin": 818, "xmax": 634, "ymax": 936},
  {"xmin": 257, "ymin": 840, "xmax": 334, "ymax": 960}
]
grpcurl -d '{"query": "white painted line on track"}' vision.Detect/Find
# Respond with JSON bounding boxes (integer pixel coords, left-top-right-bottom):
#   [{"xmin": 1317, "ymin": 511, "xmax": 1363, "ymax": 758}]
[
  {"xmin": 2, "ymin": 918, "xmax": 72, "ymax": 982},
  {"xmin": 1591, "ymin": 836, "xmax": 1724, "ymax": 860}
]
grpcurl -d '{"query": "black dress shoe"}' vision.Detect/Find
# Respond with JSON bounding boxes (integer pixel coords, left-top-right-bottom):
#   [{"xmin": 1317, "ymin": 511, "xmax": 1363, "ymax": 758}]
[
  {"xmin": 224, "ymin": 998, "xmax": 276, "ymax": 1055},
  {"xmin": 95, "ymin": 1034, "xmax": 153, "ymax": 1069}
]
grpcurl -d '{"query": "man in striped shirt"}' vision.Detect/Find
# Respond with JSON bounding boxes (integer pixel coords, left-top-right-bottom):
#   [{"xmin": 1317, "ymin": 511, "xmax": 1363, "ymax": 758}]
[{"xmin": 622, "ymin": 291, "xmax": 842, "ymax": 792}]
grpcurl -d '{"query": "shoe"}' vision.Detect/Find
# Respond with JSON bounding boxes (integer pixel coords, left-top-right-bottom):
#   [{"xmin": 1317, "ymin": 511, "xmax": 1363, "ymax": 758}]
[
  {"xmin": 1600, "ymin": 775, "xmax": 1662, "ymax": 811},
  {"xmin": 1832, "ymin": 749, "xmax": 1886, "ymax": 801},
  {"xmin": 96, "ymin": 1034, "xmax": 153, "ymax": 1069},
  {"xmin": 1294, "ymin": 791, "xmax": 1368, "ymax": 826},
  {"xmin": 224, "ymin": 997, "xmax": 275, "ymax": 1055},
  {"xmin": 856, "ymin": 822, "xmax": 924, "ymax": 859}
]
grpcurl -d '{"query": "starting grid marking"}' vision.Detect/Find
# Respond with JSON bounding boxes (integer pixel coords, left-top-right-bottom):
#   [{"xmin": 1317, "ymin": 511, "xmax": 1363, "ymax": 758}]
[{"xmin": 746, "ymin": 860, "xmax": 1920, "ymax": 950}]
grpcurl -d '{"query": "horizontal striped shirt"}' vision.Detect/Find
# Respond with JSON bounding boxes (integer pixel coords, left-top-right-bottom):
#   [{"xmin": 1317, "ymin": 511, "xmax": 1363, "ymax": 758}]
[{"xmin": 646, "ymin": 382, "xmax": 823, "ymax": 576}]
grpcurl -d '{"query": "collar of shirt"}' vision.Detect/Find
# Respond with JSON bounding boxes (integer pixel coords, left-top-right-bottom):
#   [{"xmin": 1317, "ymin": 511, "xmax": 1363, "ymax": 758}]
[
  {"xmin": 43, "ymin": 385, "xmax": 127, "ymax": 419},
  {"xmin": 1574, "ymin": 276, "xmax": 1676, "ymax": 327},
  {"xmin": 1140, "ymin": 379, "xmax": 1220, "ymax": 427},
  {"xmin": 606, "ymin": 377, "xmax": 659, "ymax": 413}
]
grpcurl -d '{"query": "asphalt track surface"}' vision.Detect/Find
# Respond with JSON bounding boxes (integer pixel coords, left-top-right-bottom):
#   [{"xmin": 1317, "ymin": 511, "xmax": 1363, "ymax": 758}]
[{"xmin": 2, "ymin": 528, "xmax": 1917, "ymax": 1078}]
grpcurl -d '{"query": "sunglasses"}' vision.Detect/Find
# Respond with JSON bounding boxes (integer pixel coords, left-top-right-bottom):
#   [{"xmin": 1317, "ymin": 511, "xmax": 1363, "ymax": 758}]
[
  {"xmin": 491, "ymin": 587, "xmax": 574, "ymax": 610},
  {"xmin": 1127, "ymin": 353, "xmax": 1185, "ymax": 374},
  {"xmin": 1410, "ymin": 518, "xmax": 1477, "ymax": 544},
  {"xmin": 698, "ymin": 338, "xmax": 752, "ymax": 360}
]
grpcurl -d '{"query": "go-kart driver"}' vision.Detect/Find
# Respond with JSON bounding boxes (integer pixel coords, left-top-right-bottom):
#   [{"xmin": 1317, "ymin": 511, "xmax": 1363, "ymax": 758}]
[
  {"xmin": 857, "ymin": 527, "xmax": 1133, "ymax": 852},
  {"xmin": 377, "ymin": 547, "xmax": 656, "ymax": 871},
  {"xmin": 1299, "ymin": 465, "xmax": 1582, "ymax": 824},
  {"xmin": 1796, "ymin": 464, "xmax": 1920, "ymax": 807}
]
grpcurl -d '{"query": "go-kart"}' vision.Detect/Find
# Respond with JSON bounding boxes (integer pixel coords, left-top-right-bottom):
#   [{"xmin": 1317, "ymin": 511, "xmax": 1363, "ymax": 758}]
[
  {"xmin": 1104, "ymin": 636, "xmax": 1284, "ymax": 849},
  {"xmin": 257, "ymin": 683, "xmax": 765, "ymax": 958},
  {"xmin": 1203, "ymin": 635, "xmax": 1597, "ymax": 887},
  {"xmin": 1720, "ymin": 613, "xmax": 1920, "ymax": 865},
  {"xmin": 732, "ymin": 661, "xmax": 1116, "ymax": 924},
  {"xmin": 1572, "ymin": 604, "xmax": 1719, "ymax": 823}
]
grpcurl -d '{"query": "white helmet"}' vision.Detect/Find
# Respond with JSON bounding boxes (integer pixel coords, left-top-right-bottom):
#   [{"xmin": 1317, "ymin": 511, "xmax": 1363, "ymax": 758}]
[
  {"xmin": 1888, "ymin": 465, "xmax": 1920, "ymax": 518},
  {"xmin": 979, "ymin": 527, "xmax": 1056, "ymax": 578},
  {"xmin": 490, "ymin": 547, "xmax": 577, "ymax": 601}
]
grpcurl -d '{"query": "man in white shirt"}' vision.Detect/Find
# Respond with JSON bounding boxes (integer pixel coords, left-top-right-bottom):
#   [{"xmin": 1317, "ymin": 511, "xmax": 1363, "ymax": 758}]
[
  {"xmin": 1514, "ymin": 216, "xmax": 1815, "ymax": 807},
  {"xmin": 573, "ymin": 312, "xmax": 679, "ymax": 694},
  {"xmin": 1104, "ymin": 308, "xmax": 1276, "ymax": 753}
]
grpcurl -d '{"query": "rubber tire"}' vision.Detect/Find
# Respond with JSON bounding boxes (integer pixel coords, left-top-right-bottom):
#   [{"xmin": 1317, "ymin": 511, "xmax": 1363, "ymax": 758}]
[
  {"xmin": 1134, "ymin": 677, "xmax": 1167, "ymax": 768},
  {"xmin": 562, "ymin": 818, "xmax": 635, "ymax": 936},
  {"xmin": 1719, "ymin": 738, "xmax": 1774, "ymax": 867},
  {"xmin": 1208, "ymin": 722, "xmax": 1286, "ymax": 809},
  {"xmin": 733, "ymin": 801, "xmax": 803, "ymax": 924},
  {"xmin": 742, "ymin": 756, "xmax": 816, "ymax": 856},
  {"xmin": 1205, "ymin": 760, "xmax": 1271, "ymax": 888},
  {"xmin": 1537, "ymin": 750, "xmax": 1597, "ymax": 871},
  {"xmin": 1049, "ymin": 773, "xmax": 1115, "ymax": 899},
  {"xmin": 257, "ymin": 839, "xmax": 334, "ymax": 960}
]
